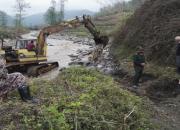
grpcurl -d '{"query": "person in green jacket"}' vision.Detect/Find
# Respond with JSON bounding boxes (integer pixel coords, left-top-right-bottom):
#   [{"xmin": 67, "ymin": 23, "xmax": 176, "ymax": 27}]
[{"xmin": 132, "ymin": 47, "xmax": 146, "ymax": 88}]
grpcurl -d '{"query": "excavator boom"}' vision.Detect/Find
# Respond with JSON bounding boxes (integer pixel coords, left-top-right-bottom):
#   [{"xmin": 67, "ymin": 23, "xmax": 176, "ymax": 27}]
[
  {"xmin": 37, "ymin": 17, "xmax": 81, "ymax": 55},
  {"xmin": 37, "ymin": 15, "xmax": 109, "ymax": 56}
]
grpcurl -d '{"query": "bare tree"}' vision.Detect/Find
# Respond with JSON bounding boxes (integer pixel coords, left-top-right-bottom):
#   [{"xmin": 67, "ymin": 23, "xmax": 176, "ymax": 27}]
[
  {"xmin": 51, "ymin": 0, "xmax": 57, "ymax": 7},
  {"xmin": 58, "ymin": 0, "xmax": 67, "ymax": 21},
  {"xmin": 14, "ymin": 0, "xmax": 30, "ymax": 28},
  {"xmin": 44, "ymin": 0, "xmax": 58, "ymax": 25},
  {"xmin": 0, "ymin": 11, "xmax": 7, "ymax": 27}
]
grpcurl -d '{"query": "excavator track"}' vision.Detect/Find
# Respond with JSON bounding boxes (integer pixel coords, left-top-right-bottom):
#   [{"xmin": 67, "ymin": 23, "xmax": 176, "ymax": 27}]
[{"xmin": 27, "ymin": 62, "xmax": 59, "ymax": 77}]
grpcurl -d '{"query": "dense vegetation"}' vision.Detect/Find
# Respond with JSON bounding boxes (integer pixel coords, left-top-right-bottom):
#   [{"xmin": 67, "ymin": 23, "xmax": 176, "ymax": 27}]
[
  {"xmin": 110, "ymin": 0, "xmax": 180, "ymax": 66},
  {"xmin": 0, "ymin": 67, "xmax": 154, "ymax": 130}
]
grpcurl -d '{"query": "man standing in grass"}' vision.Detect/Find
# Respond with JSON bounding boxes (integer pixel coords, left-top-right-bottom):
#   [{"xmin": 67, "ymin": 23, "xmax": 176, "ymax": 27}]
[{"xmin": 132, "ymin": 46, "xmax": 146, "ymax": 88}]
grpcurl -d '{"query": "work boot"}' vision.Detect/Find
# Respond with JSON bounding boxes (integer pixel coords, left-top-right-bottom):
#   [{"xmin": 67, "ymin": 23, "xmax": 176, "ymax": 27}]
[
  {"xmin": 26, "ymin": 86, "xmax": 32, "ymax": 100},
  {"xmin": 18, "ymin": 86, "xmax": 32, "ymax": 101}
]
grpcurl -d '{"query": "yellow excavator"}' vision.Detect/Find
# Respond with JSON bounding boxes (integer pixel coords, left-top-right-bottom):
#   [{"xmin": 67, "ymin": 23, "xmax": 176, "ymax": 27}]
[{"xmin": 0, "ymin": 15, "xmax": 109, "ymax": 76}]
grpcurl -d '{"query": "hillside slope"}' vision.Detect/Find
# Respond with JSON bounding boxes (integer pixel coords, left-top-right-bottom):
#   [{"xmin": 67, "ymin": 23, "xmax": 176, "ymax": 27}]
[{"xmin": 110, "ymin": 0, "xmax": 180, "ymax": 66}]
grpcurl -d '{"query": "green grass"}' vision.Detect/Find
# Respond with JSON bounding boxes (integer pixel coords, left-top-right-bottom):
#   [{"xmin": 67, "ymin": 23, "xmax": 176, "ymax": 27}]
[{"xmin": 0, "ymin": 67, "xmax": 154, "ymax": 130}]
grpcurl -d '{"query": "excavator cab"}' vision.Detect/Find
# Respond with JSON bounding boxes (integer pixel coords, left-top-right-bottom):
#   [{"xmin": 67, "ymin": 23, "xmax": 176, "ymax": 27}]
[
  {"xmin": 5, "ymin": 38, "xmax": 47, "ymax": 63},
  {"xmin": 5, "ymin": 38, "xmax": 52, "ymax": 76},
  {"xmin": 14, "ymin": 38, "xmax": 47, "ymax": 62},
  {"xmin": 15, "ymin": 39, "xmax": 37, "ymax": 59}
]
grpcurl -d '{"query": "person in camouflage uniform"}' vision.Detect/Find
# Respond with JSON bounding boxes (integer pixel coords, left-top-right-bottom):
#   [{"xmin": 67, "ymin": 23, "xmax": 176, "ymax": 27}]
[{"xmin": 0, "ymin": 56, "xmax": 32, "ymax": 101}]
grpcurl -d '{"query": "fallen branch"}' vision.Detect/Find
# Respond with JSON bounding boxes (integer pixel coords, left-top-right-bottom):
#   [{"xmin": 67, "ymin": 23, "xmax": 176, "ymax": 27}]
[
  {"xmin": 124, "ymin": 106, "xmax": 136, "ymax": 122},
  {"xmin": 123, "ymin": 106, "xmax": 136, "ymax": 130}
]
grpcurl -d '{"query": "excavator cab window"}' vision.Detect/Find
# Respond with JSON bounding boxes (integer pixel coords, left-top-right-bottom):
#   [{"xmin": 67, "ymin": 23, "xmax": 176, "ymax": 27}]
[
  {"xmin": 16, "ymin": 40, "xmax": 25, "ymax": 49},
  {"xmin": 16, "ymin": 39, "xmax": 37, "ymax": 50}
]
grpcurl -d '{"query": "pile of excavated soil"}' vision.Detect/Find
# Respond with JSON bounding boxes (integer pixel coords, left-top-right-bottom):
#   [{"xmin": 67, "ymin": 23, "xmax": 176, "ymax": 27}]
[{"xmin": 111, "ymin": 0, "xmax": 180, "ymax": 65}]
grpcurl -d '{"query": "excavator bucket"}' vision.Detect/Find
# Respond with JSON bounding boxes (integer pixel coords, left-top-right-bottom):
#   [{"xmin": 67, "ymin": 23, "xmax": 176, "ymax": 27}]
[{"xmin": 94, "ymin": 35, "xmax": 109, "ymax": 47}]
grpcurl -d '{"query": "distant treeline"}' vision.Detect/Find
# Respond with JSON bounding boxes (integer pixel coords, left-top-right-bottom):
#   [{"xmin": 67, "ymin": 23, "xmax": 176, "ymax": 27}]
[{"xmin": 0, "ymin": 11, "xmax": 8, "ymax": 28}]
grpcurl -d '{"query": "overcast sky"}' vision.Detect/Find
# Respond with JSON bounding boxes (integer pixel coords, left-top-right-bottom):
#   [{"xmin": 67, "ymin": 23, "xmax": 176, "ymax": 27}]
[
  {"xmin": 0, "ymin": 0, "xmax": 101, "ymax": 16},
  {"xmin": 0, "ymin": 0, "xmax": 129, "ymax": 16}
]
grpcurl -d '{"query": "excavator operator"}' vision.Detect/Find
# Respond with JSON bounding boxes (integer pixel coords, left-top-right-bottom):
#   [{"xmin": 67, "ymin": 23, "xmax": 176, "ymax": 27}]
[{"xmin": 26, "ymin": 40, "xmax": 35, "ymax": 51}]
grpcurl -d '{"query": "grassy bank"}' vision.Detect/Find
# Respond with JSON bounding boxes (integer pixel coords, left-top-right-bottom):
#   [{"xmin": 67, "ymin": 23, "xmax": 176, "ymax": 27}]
[{"xmin": 0, "ymin": 67, "xmax": 154, "ymax": 130}]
